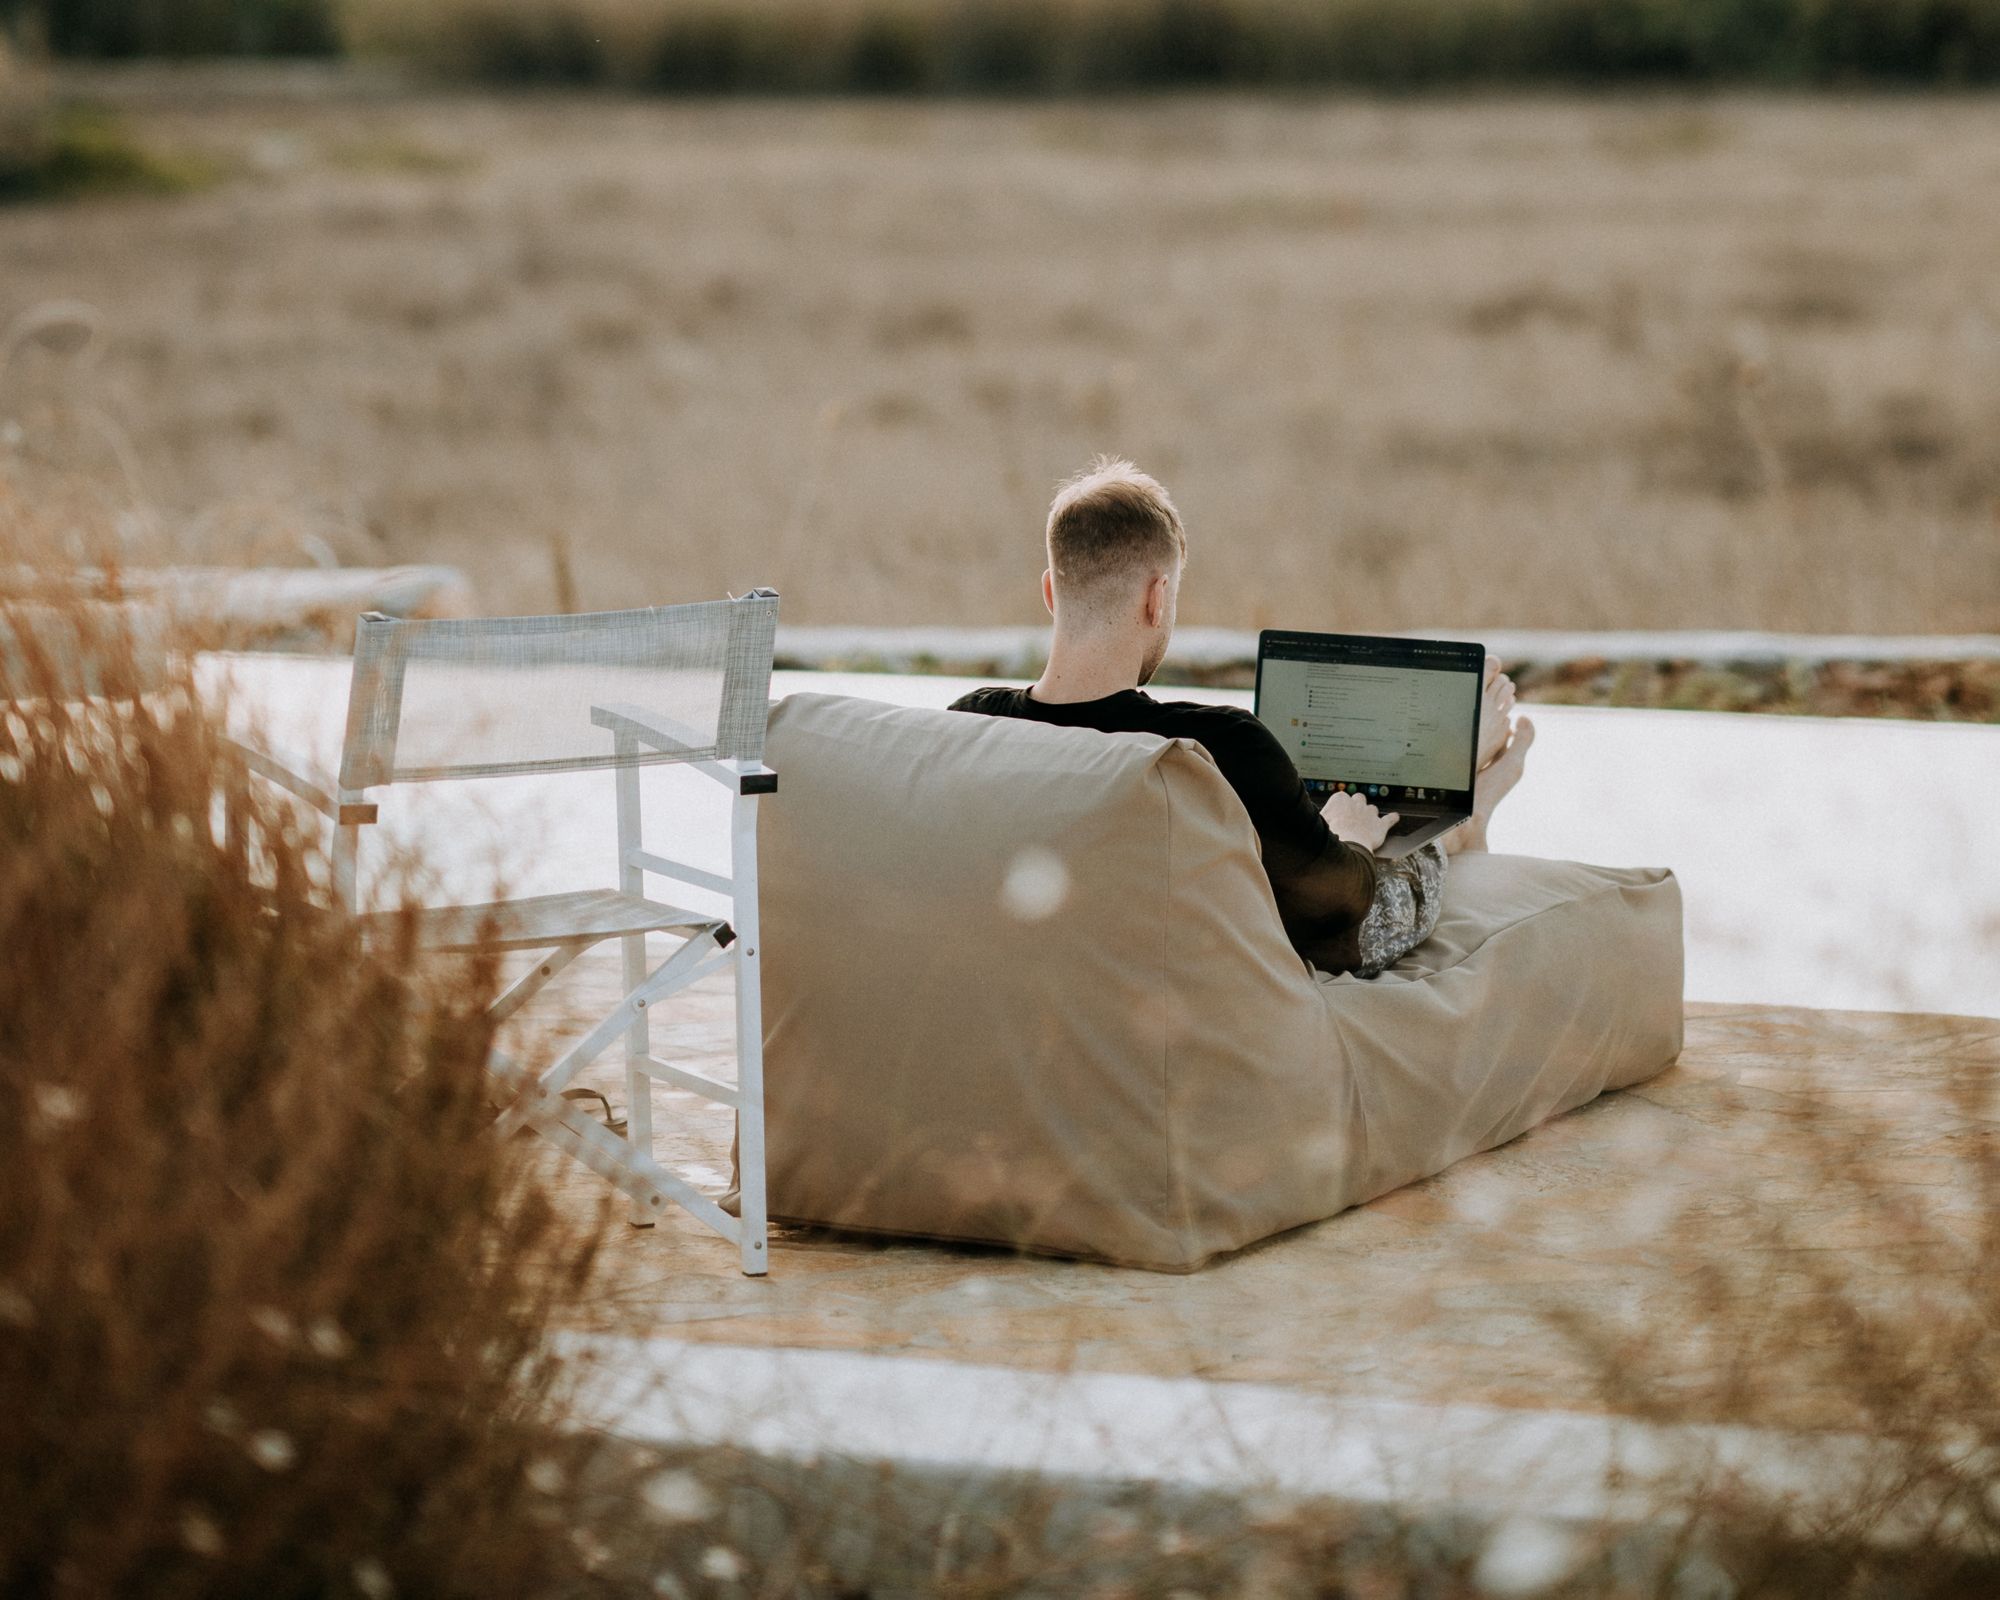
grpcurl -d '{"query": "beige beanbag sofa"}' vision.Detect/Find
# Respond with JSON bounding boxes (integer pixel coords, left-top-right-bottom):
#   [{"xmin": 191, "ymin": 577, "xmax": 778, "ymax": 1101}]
[{"xmin": 755, "ymin": 692, "xmax": 1683, "ymax": 1272}]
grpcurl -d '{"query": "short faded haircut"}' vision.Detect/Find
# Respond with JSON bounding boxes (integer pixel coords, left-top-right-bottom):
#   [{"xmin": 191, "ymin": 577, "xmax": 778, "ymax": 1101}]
[{"xmin": 1045, "ymin": 457, "xmax": 1186, "ymax": 600}]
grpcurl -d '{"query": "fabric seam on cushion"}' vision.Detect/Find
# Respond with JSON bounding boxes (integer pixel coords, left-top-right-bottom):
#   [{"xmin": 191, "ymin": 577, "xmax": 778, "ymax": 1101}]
[
  {"xmin": 1153, "ymin": 752, "xmax": 1199, "ymax": 1260},
  {"xmin": 1321, "ymin": 870, "xmax": 1674, "ymax": 987},
  {"xmin": 1319, "ymin": 993, "xmax": 1372, "ymax": 1195}
]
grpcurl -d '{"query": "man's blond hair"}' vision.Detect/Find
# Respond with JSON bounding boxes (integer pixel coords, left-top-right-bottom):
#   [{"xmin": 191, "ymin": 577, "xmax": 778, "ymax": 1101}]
[{"xmin": 1045, "ymin": 457, "xmax": 1186, "ymax": 603}]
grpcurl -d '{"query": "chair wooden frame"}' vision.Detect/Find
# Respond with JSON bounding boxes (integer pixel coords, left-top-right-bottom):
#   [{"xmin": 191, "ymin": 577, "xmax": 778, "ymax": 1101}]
[{"xmin": 229, "ymin": 595, "xmax": 779, "ymax": 1275}]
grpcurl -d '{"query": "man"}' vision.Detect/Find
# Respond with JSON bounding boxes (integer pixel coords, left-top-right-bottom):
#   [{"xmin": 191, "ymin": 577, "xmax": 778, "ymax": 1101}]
[{"xmin": 951, "ymin": 457, "xmax": 1535, "ymax": 977}]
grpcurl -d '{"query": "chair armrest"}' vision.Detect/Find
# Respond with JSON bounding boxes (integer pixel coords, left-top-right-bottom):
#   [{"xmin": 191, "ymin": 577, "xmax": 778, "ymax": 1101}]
[
  {"xmin": 590, "ymin": 702, "xmax": 776, "ymax": 794},
  {"xmin": 224, "ymin": 733, "xmax": 378, "ymax": 825},
  {"xmin": 590, "ymin": 701, "xmax": 706, "ymax": 757}
]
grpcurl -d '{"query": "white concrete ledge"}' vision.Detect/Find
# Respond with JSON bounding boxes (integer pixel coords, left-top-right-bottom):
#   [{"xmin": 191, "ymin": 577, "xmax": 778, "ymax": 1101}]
[
  {"xmin": 775, "ymin": 625, "xmax": 2000, "ymax": 672},
  {"xmin": 3, "ymin": 564, "xmax": 474, "ymax": 631},
  {"xmin": 563, "ymin": 1335, "xmax": 1961, "ymax": 1552}
]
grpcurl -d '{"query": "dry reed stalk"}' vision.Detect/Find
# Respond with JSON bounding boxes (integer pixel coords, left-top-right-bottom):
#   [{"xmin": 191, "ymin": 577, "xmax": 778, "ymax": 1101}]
[{"xmin": 1526, "ymin": 1069, "xmax": 2000, "ymax": 1596}]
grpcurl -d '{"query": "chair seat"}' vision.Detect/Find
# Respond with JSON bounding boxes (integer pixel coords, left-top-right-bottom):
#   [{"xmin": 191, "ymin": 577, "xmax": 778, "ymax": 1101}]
[{"xmin": 372, "ymin": 889, "xmax": 726, "ymax": 954}]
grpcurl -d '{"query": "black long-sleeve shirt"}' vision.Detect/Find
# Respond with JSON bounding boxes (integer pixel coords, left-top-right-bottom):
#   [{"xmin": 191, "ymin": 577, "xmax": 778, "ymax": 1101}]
[{"xmin": 949, "ymin": 686, "xmax": 1445, "ymax": 976}]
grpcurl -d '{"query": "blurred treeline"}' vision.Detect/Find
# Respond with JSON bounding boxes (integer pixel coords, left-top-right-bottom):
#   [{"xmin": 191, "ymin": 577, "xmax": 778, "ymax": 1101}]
[
  {"xmin": 0, "ymin": 0, "xmax": 337, "ymax": 55},
  {"xmin": 6, "ymin": 0, "xmax": 2000, "ymax": 85}
]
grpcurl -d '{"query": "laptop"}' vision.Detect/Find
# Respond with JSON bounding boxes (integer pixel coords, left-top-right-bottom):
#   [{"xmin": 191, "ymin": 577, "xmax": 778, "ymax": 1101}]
[{"xmin": 1253, "ymin": 630, "xmax": 1486, "ymax": 861}]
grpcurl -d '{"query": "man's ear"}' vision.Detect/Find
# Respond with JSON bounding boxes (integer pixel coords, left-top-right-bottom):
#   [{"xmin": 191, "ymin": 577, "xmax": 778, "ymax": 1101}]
[
  {"xmin": 1144, "ymin": 570, "xmax": 1170, "ymax": 628},
  {"xmin": 1041, "ymin": 568, "xmax": 1056, "ymax": 617}
]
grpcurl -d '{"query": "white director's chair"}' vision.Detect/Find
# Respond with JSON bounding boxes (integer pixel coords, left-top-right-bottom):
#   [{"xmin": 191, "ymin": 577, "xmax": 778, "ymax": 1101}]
[{"xmin": 231, "ymin": 592, "xmax": 781, "ymax": 1275}]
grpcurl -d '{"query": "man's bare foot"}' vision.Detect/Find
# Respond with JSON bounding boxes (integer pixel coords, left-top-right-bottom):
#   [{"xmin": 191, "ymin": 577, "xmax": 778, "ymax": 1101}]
[
  {"xmin": 1476, "ymin": 658, "xmax": 1517, "ymax": 772},
  {"xmin": 1447, "ymin": 716, "xmax": 1536, "ymax": 854}
]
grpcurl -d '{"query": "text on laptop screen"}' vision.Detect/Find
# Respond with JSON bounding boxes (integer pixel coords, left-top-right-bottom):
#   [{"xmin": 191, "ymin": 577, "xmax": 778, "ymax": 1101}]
[{"xmin": 1258, "ymin": 657, "xmax": 1477, "ymax": 792}]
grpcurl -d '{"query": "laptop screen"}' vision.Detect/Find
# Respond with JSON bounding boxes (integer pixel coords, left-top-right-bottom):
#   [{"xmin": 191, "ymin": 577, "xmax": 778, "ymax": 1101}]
[{"xmin": 1254, "ymin": 631, "xmax": 1485, "ymax": 809}]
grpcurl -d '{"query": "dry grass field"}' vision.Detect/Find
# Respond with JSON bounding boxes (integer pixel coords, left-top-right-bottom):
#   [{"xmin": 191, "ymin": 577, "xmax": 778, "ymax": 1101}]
[{"xmin": 4, "ymin": 73, "xmax": 1999, "ymax": 631}]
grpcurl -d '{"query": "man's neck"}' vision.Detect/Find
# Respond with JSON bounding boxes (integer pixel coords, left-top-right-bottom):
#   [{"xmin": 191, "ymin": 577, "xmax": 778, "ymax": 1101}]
[{"xmin": 1030, "ymin": 635, "xmax": 1146, "ymax": 704}]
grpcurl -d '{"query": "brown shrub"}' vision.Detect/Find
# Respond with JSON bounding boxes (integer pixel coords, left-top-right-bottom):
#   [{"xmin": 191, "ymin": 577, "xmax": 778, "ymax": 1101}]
[{"xmin": 0, "ymin": 605, "xmax": 606, "ymax": 1597}]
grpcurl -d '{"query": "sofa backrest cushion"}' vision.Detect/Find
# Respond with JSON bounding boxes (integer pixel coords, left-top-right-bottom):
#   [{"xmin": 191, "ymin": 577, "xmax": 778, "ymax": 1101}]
[{"xmin": 756, "ymin": 692, "xmax": 1333, "ymax": 1268}]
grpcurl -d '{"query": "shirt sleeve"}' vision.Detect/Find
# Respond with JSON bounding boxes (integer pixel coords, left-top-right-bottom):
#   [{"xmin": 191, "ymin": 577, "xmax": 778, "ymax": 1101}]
[
  {"xmin": 1194, "ymin": 711, "xmax": 1383, "ymax": 972},
  {"xmin": 1200, "ymin": 711, "xmax": 1448, "ymax": 977},
  {"xmin": 1352, "ymin": 841, "xmax": 1448, "ymax": 978}
]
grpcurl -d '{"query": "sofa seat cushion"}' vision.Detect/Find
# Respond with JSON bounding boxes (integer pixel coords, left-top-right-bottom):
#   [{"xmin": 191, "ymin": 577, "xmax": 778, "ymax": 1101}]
[{"xmin": 1315, "ymin": 851, "xmax": 1684, "ymax": 1211}]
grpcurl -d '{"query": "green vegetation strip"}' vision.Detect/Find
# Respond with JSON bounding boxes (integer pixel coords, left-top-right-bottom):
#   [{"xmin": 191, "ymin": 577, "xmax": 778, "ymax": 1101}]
[
  {"xmin": 0, "ymin": 103, "xmax": 215, "ymax": 201},
  {"xmin": 1, "ymin": 0, "xmax": 338, "ymax": 57},
  {"xmin": 1503, "ymin": 656, "xmax": 1999, "ymax": 722},
  {"xmin": 779, "ymin": 649, "xmax": 2000, "ymax": 723}
]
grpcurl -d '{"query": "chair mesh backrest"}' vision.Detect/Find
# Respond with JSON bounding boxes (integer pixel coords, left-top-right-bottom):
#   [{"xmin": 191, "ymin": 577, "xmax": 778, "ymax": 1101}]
[{"xmin": 337, "ymin": 593, "xmax": 778, "ymax": 788}]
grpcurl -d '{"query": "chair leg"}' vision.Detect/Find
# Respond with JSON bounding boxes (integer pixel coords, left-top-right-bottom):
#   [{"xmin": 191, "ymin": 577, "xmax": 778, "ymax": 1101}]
[
  {"xmin": 732, "ymin": 792, "xmax": 769, "ymax": 1277},
  {"xmin": 621, "ymin": 929, "xmax": 653, "ymax": 1228},
  {"xmin": 331, "ymin": 821, "xmax": 360, "ymax": 911}
]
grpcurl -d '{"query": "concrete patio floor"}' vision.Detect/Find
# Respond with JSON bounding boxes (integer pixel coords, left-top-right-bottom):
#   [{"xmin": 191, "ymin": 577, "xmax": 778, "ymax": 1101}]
[{"xmin": 541, "ymin": 955, "xmax": 1993, "ymax": 1438}]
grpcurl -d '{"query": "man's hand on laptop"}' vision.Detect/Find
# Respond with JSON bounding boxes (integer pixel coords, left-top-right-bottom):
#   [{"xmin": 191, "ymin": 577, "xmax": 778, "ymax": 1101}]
[{"xmin": 1321, "ymin": 791, "xmax": 1399, "ymax": 853}]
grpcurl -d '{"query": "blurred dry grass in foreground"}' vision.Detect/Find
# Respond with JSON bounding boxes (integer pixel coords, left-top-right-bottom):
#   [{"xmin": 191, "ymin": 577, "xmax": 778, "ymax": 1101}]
[
  {"xmin": 3, "ymin": 80, "xmax": 1997, "ymax": 633},
  {"xmin": 0, "ymin": 603, "xmax": 612, "ymax": 1596},
  {"xmin": 1545, "ymin": 1046, "xmax": 2000, "ymax": 1595}
]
